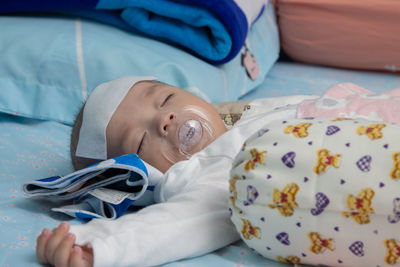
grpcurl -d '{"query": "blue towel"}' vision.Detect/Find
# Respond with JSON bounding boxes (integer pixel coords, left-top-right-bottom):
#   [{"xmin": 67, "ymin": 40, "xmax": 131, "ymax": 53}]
[
  {"xmin": 22, "ymin": 154, "xmax": 163, "ymax": 219},
  {"xmin": 0, "ymin": 0, "xmax": 266, "ymax": 65}
]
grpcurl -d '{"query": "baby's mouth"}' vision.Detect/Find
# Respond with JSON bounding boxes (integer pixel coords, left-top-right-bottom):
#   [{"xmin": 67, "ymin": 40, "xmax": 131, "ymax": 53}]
[
  {"xmin": 184, "ymin": 125, "xmax": 196, "ymax": 144},
  {"xmin": 159, "ymin": 108, "xmax": 216, "ymax": 165},
  {"xmin": 178, "ymin": 119, "xmax": 203, "ymax": 150}
]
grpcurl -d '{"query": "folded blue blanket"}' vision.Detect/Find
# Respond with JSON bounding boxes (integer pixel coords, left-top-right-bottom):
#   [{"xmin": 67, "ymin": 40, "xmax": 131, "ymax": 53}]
[
  {"xmin": 0, "ymin": 0, "xmax": 266, "ymax": 64},
  {"xmin": 22, "ymin": 154, "xmax": 163, "ymax": 219}
]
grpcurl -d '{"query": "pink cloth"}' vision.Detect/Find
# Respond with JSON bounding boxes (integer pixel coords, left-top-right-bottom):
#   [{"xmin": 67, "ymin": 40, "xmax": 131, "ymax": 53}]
[
  {"xmin": 275, "ymin": 0, "xmax": 400, "ymax": 72},
  {"xmin": 297, "ymin": 83, "xmax": 400, "ymax": 123}
]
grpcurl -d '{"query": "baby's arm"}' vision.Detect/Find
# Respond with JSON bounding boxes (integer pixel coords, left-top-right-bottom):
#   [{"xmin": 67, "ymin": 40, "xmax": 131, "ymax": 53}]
[
  {"xmin": 69, "ymin": 173, "xmax": 239, "ymax": 267},
  {"xmin": 36, "ymin": 222, "xmax": 93, "ymax": 267}
]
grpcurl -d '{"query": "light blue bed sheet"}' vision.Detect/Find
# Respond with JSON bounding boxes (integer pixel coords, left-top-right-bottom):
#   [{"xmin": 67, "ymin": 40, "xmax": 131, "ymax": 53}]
[
  {"xmin": 241, "ymin": 62, "xmax": 400, "ymax": 100},
  {"xmin": 3, "ymin": 62, "xmax": 399, "ymax": 266},
  {"xmin": 0, "ymin": 113, "xmax": 290, "ymax": 266}
]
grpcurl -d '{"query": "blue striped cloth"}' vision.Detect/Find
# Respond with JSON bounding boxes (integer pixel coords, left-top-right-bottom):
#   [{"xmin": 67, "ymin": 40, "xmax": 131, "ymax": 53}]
[{"xmin": 22, "ymin": 154, "xmax": 163, "ymax": 219}]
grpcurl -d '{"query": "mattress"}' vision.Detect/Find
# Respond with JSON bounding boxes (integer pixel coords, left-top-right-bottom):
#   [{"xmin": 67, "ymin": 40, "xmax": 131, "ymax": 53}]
[{"xmin": 1, "ymin": 62, "xmax": 399, "ymax": 266}]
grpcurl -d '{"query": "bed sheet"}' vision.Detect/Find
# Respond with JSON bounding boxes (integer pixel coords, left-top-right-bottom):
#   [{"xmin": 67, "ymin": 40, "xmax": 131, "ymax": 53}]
[
  {"xmin": 3, "ymin": 62, "xmax": 399, "ymax": 266},
  {"xmin": 0, "ymin": 113, "xmax": 290, "ymax": 266},
  {"xmin": 241, "ymin": 61, "xmax": 400, "ymax": 100}
]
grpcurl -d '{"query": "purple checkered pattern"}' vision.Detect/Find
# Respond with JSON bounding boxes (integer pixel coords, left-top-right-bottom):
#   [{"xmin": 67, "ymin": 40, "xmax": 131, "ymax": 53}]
[
  {"xmin": 356, "ymin": 155, "xmax": 372, "ymax": 172},
  {"xmin": 311, "ymin": 192, "xmax": 330, "ymax": 215},
  {"xmin": 349, "ymin": 241, "xmax": 365, "ymax": 257},
  {"xmin": 315, "ymin": 192, "xmax": 330, "ymax": 209}
]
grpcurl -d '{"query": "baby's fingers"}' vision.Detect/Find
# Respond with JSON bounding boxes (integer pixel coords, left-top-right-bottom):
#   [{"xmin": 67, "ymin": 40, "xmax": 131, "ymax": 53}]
[
  {"xmin": 45, "ymin": 222, "xmax": 70, "ymax": 264},
  {"xmin": 36, "ymin": 228, "xmax": 52, "ymax": 264},
  {"xmin": 70, "ymin": 246, "xmax": 93, "ymax": 267},
  {"xmin": 54, "ymin": 233, "xmax": 76, "ymax": 267}
]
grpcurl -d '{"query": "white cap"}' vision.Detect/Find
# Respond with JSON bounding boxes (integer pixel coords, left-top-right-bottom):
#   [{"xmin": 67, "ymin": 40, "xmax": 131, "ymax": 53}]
[{"xmin": 75, "ymin": 76, "xmax": 157, "ymax": 160}]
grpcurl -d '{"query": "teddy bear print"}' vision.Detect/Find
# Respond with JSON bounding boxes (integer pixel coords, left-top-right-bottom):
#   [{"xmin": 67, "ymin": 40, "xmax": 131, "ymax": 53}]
[
  {"xmin": 240, "ymin": 218, "xmax": 261, "ymax": 240},
  {"xmin": 283, "ymin": 122, "xmax": 312, "ymax": 138},
  {"xmin": 244, "ymin": 148, "xmax": 267, "ymax": 171},
  {"xmin": 229, "ymin": 175, "xmax": 241, "ymax": 211},
  {"xmin": 390, "ymin": 152, "xmax": 400, "ymax": 180},
  {"xmin": 307, "ymin": 232, "xmax": 335, "ymax": 254},
  {"xmin": 276, "ymin": 255, "xmax": 301, "ymax": 264},
  {"xmin": 384, "ymin": 239, "xmax": 400, "ymax": 265},
  {"xmin": 356, "ymin": 123, "xmax": 386, "ymax": 140},
  {"xmin": 313, "ymin": 149, "xmax": 341, "ymax": 175},
  {"xmin": 268, "ymin": 183, "xmax": 299, "ymax": 217},
  {"xmin": 342, "ymin": 188, "xmax": 375, "ymax": 224}
]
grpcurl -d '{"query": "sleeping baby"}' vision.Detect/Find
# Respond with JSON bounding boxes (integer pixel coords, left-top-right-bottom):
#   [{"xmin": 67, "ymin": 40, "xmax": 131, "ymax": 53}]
[
  {"xmin": 35, "ymin": 77, "xmax": 400, "ymax": 267},
  {"xmin": 36, "ymin": 76, "xmax": 249, "ymax": 267}
]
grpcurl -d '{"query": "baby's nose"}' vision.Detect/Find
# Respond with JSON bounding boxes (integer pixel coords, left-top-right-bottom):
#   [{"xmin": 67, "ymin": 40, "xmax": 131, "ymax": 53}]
[{"xmin": 158, "ymin": 112, "xmax": 175, "ymax": 136}]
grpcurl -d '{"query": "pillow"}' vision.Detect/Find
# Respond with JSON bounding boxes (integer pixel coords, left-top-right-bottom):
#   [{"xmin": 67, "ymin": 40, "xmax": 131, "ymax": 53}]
[
  {"xmin": 0, "ymin": 3, "xmax": 279, "ymax": 125},
  {"xmin": 275, "ymin": 0, "xmax": 400, "ymax": 72},
  {"xmin": 230, "ymin": 117, "xmax": 400, "ymax": 266}
]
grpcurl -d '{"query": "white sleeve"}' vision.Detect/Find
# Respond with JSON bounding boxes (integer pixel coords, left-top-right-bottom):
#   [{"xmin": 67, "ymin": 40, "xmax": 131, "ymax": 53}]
[{"xmin": 70, "ymin": 162, "xmax": 239, "ymax": 267}]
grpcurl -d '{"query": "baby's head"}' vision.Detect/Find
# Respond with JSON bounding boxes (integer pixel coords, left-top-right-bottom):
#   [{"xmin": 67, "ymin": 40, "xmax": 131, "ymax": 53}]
[{"xmin": 70, "ymin": 77, "xmax": 227, "ymax": 173}]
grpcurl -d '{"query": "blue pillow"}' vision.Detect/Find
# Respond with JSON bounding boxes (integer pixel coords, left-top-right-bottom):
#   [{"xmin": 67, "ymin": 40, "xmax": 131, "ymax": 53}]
[{"xmin": 0, "ymin": 3, "xmax": 279, "ymax": 125}]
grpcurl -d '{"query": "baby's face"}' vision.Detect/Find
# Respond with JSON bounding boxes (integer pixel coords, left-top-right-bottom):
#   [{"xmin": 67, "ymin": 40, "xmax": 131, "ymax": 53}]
[{"xmin": 106, "ymin": 81, "xmax": 227, "ymax": 173}]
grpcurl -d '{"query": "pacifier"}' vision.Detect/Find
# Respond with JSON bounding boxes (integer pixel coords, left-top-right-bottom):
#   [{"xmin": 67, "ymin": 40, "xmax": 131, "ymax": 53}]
[{"xmin": 160, "ymin": 106, "xmax": 215, "ymax": 164}]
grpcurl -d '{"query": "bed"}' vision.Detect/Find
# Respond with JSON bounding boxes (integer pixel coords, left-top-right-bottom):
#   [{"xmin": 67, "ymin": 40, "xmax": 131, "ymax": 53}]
[
  {"xmin": 1, "ymin": 1, "xmax": 399, "ymax": 266},
  {"xmin": 1, "ymin": 65, "xmax": 399, "ymax": 267}
]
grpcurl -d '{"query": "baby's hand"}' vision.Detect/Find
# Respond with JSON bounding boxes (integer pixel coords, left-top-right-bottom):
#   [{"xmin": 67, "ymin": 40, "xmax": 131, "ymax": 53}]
[{"xmin": 36, "ymin": 222, "xmax": 93, "ymax": 267}]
